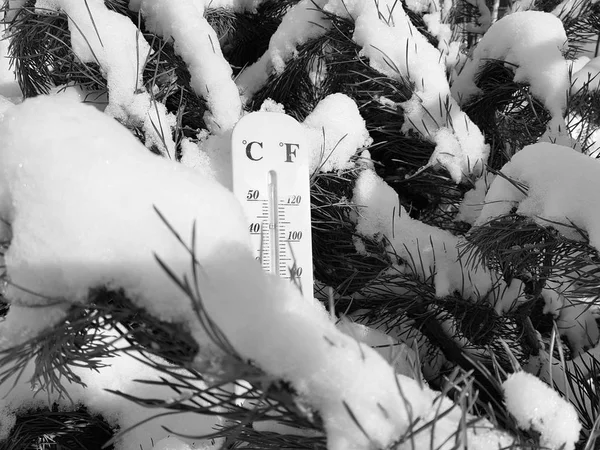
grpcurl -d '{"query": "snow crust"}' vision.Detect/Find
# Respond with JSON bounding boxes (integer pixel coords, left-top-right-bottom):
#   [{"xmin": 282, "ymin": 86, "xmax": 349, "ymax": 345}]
[
  {"xmin": 452, "ymin": 11, "xmax": 570, "ymax": 140},
  {"xmin": 503, "ymin": 371, "xmax": 581, "ymax": 450}
]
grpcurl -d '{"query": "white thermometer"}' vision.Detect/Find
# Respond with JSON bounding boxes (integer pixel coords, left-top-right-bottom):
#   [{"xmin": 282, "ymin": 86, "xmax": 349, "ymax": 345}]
[{"xmin": 231, "ymin": 112, "xmax": 314, "ymax": 301}]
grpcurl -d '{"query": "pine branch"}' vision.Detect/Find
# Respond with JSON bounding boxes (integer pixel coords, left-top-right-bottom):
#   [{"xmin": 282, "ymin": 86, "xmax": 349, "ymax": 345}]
[
  {"xmin": 461, "ymin": 59, "xmax": 552, "ymax": 170},
  {"xmin": 463, "ymin": 213, "xmax": 600, "ymax": 302},
  {"xmin": 311, "ymin": 168, "xmax": 389, "ymax": 295},
  {"xmin": 4, "ymin": 405, "xmax": 114, "ymax": 450}
]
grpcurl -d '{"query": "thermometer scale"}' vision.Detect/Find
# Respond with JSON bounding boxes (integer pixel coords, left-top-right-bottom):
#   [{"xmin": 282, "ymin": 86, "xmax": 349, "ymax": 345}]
[{"xmin": 231, "ymin": 112, "xmax": 314, "ymax": 301}]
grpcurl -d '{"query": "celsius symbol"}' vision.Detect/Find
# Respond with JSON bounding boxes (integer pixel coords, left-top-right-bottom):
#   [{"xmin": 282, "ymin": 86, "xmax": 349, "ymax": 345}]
[{"xmin": 242, "ymin": 140, "xmax": 247, "ymax": 145}]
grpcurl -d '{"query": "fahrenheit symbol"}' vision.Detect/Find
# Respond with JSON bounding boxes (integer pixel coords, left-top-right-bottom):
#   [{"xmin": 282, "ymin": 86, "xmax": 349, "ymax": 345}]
[{"xmin": 282, "ymin": 142, "xmax": 299, "ymax": 163}]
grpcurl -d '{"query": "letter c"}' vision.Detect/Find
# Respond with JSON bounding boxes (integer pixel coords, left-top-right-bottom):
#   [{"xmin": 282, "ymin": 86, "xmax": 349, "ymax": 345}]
[{"xmin": 246, "ymin": 141, "xmax": 263, "ymax": 161}]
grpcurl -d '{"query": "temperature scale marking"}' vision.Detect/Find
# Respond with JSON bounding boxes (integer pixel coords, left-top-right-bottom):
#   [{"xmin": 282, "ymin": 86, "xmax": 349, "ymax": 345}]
[{"xmin": 231, "ymin": 112, "xmax": 314, "ymax": 301}]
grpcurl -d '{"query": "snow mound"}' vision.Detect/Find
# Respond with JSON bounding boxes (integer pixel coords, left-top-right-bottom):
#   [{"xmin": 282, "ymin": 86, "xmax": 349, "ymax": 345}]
[
  {"xmin": 476, "ymin": 142, "xmax": 600, "ymax": 250},
  {"xmin": 303, "ymin": 93, "xmax": 372, "ymax": 173},
  {"xmin": 0, "ymin": 94, "xmax": 252, "ymax": 347},
  {"xmin": 452, "ymin": 11, "xmax": 569, "ymax": 139},
  {"xmin": 503, "ymin": 371, "xmax": 581, "ymax": 450}
]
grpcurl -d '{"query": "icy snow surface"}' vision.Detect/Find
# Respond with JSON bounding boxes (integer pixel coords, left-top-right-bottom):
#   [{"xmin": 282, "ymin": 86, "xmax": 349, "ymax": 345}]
[{"xmin": 503, "ymin": 371, "xmax": 581, "ymax": 450}]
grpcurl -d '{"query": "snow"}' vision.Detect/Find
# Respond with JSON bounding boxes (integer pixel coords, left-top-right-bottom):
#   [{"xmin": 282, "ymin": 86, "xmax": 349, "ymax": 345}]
[
  {"xmin": 476, "ymin": 142, "xmax": 600, "ymax": 351},
  {"xmin": 325, "ymin": 0, "xmax": 488, "ymax": 182},
  {"xmin": 258, "ymin": 97, "xmax": 286, "ymax": 114},
  {"xmin": 179, "ymin": 137, "xmax": 216, "ymax": 179},
  {"xmin": 552, "ymin": 0, "xmax": 600, "ymax": 19},
  {"xmin": 571, "ymin": 55, "xmax": 600, "ymax": 92},
  {"xmin": 452, "ymin": 11, "xmax": 570, "ymax": 141},
  {"xmin": 530, "ymin": 340, "xmax": 600, "ymax": 427},
  {"xmin": 336, "ymin": 317, "xmax": 421, "ymax": 379},
  {"xmin": 196, "ymin": 129, "xmax": 234, "ymax": 189},
  {"xmin": 5, "ymin": 0, "xmax": 28, "ymax": 22},
  {"xmin": 0, "ymin": 330, "xmax": 224, "ymax": 450},
  {"xmin": 302, "ymin": 93, "xmax": 372, "ymax": 173},
  {"xmin": 236, "ymin": 0, "xmax": 330, "ymax": 100},
  {"xmin": 462, "ymin": 0, "xmax": 492, "ymax": 34},
  {"xmin": 129, "ymin": 0, "xmax": 242, "ymax": 133},
  {"xmin": 476, "ymin": 142, "xmax": 600, "ymax": 250},
  {"xmin": 33, "ymin": 0, "xmax": 182, "ymax": 157},
  {"xmin": 403, "ymin": 0, "xmax": 461, "ymax": 69},
  {"xmin": 35, "ymin": 0, "xmax": 149, "ymax": 119},
  {"xmin": 0, "ymin": 94, "xmax": 252, "ymax": 346},
  {"xmin": 0, "ymin": 94, "xmax": 519, "ymax": 450},
  {"xmin": 422, "ymin": 11, "xmax": 462, "ymax": 70},
  {"xmin": 456, "ymin": 172, "xmax": 495, "ymax": 224},
  {"xmin": 152, "ymin": 436, "xmax": 219, "ymax": 450},
  {"xmin": 139, "ymin": 96, "xmax": 178, "ymax": 159},
  {"xmin": 557, "ymin": 299, "xmax": 599, "ymax": 354},
  {"xmin": 352, "ymin": 166, "xmax": 524, "ymax": 313},
  {"xmin": 238, "ymin": 0, "xmax": 488, "ymax": 181},
  {"xmin": 503, "ymin": 371, "xmax": 581, "ymax": 450},
  {"xmin": 0, "ymin": 25, "xmax": 22, "ymax": 102}
]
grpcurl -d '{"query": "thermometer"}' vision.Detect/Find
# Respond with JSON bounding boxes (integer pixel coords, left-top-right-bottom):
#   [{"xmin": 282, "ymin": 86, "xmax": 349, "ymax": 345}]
[{"xmin": 231, "ymin": 112, "xmax": 314, "ymax": 301}]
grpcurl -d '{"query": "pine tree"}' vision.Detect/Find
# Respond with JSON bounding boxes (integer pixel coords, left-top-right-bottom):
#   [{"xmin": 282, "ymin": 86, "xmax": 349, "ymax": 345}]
[{"xmin": 0, "ymin": 0, "xmax": 599, "ymax": 449}]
